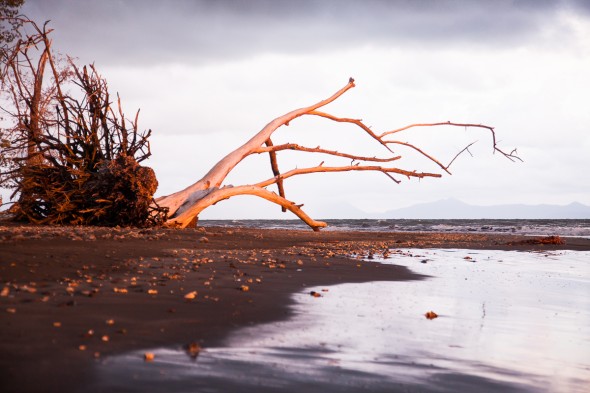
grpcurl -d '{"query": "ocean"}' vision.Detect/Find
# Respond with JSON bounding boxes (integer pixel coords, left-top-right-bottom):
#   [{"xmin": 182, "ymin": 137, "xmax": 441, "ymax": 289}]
[{"xmin": 200, "ymin": 218, "xmax": 590, "ymax": 238}]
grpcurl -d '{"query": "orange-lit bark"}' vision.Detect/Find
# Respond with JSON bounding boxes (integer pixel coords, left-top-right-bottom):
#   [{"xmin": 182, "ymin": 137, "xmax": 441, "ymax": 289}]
[{"xmin": 157, "ymin": 79, "xmax": 519, "ymax": 230}]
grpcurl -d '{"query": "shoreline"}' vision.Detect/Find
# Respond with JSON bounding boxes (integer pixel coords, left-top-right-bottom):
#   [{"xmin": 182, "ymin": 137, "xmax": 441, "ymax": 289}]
[{"xmin": 1, "ymin": 224, "xmax": 589, "ymax": 392}]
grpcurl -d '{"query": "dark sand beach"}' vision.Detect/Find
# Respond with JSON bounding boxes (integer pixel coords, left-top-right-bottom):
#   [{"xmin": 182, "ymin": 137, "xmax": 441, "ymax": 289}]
[{"xmin": 1, "ymin": 223, "xmax": 589, "ymax": 392}]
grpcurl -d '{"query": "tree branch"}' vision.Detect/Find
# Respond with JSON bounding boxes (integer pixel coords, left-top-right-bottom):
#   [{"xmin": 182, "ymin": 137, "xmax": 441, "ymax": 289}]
[
  {"xmin": 254, "ymin": 143, "xmax": 402, "ymax": 163},
  {"xmin": 254, "ymin": 164, "xmax": 442, "ymax": 189},
  {"xmin": 265, "ymin": 138, "xmax": 286, "ymax": 212},
  {"xmin": 446, "ymin": 141, "xmax": 476, "ymax": 169},
  {"xmin": 380, "ymin": 121, "xmax": 522, "ymax": 162},
  {"xmin": 308, "ymin": 110, "xmax": 393, "ymax": 153},
  {"xmin": 384, "ymin": 140, "xmax": 452, "ymax": 174},
  {"xmin": 167, "ymin": 185, "xmax": 327, "ymax": 231}
]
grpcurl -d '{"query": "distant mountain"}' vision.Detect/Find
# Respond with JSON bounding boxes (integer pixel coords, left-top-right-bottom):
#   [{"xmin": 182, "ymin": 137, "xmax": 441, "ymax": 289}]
[{"xmin": 374, "ymin": 199, "xmax": 590, "ymax": 219}]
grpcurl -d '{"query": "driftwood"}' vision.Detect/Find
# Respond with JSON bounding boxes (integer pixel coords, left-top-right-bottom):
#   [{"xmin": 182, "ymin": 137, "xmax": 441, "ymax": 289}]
[
  {"xmin": 157, "ymin": 78, "xmax": 519, "ymax": 230},
  {"xmin": 1, "ymin": 19, "xmax": 166, "ymax": 226},
  {"xmin": 1, "ymin": 17, "xmax": 520, "ymax": 230}
]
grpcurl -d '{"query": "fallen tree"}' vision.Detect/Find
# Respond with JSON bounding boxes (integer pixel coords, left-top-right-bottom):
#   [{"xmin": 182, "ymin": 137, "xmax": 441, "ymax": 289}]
[
  {"xmin": 1, "ymin": 18, "xmax": 519, "ymax": 230},
  {"xmin": 157, "ymin": 78, "xmax": 520, "ymax": 230},
  {"xmin": 1, "ymin": 18, "xmax": 166, "ymax": 226}
]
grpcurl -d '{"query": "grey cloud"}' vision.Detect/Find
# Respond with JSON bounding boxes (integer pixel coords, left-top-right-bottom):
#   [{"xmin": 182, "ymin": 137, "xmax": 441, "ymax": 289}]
[
  {"xmin": 21, "ymin": 0, "xmax": 588, "ymax": 66},
  {"xmin": 567, "ymin": 0, "xmax": 590, "ymax": 14}
]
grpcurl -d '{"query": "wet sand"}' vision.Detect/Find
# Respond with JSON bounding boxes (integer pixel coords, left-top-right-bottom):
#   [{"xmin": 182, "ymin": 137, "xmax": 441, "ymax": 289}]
[{"xmin": 1, "ymin": 223, "xmax": 588, "ymax": 393}]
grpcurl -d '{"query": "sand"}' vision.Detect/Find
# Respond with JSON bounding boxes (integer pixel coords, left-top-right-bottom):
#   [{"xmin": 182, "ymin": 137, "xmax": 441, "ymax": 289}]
[{"xmin": 1, "ymin": 223, "xmax": 588, "ymax": 392}]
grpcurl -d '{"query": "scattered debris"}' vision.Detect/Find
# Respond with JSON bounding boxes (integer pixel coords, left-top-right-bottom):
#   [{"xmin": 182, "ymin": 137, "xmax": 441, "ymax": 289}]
[
  {"xmin": 21, "ymin": 285, "xmax": 37, "ymax": 294},
  {"xmin": 510, "ymin": 235, "xmax": 566, "ymax": 246},
  {"xmin": 310, "ymin": 291, "xmax": 322, "ymax": 298},
  {"xmin": 184, "ymin": 291, "xmax": 198, "ymax": 300},
  {"xmin": 144, "ymin": 352, "xmax": 155, "ymax": 362},
  {"xmin": 239, "ymin": 285, "xmax": 250, "ymax": 292},
  {"xmin": 185, "ymin": 342, "xmax": 201, "ymax": 359}
]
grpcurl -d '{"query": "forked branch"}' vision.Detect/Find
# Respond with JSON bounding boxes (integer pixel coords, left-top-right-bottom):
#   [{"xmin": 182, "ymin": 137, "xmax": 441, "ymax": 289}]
[{"xmin": 380, "ymin": 121, "xmax": 522, "ymax": 162}]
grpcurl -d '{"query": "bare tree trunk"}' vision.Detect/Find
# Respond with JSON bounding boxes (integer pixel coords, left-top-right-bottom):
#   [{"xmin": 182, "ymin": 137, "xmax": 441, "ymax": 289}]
[
  {"xmin": 25, "ymin": 47, "xmax": 49, "ymax": 166},
  {"xmin": 157, "ymin": 79, "xmax": 519, "ymax": 230}
]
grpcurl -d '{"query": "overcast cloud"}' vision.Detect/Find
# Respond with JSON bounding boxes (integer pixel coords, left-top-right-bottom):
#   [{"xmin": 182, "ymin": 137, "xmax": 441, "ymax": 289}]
[
  {"xmin": 23, "ymin": 0, "xmax": 588, "ymax": 65},
  {"xmin": 9, "ymin": 0, "xmax": 590, "ymax": 218}
]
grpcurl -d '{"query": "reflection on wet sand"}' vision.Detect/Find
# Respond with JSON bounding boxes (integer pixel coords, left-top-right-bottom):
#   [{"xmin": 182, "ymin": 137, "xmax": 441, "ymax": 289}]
[{"xmin": 94, "ymin": 249, "xmax": 590, "ymax": 393}]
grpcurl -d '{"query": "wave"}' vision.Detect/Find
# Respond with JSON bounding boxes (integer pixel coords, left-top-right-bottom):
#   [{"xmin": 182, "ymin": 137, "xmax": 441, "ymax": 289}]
[{"xmin": 199, "ymin": 218, "xmax": 590, "ymax": 238}]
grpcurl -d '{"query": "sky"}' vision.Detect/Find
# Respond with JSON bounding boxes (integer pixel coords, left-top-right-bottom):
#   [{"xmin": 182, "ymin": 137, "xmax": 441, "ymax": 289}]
[{"xmin": 11, "ymin": 0, "xmax": 590, "ymax": 218}]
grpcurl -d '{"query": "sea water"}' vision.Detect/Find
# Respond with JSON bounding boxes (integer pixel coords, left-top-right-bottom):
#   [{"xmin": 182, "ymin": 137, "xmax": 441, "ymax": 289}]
[
  {"xmin": 92, "ymin": 248, "xmax": 590, "ymax": 393},
  {"xmin": 200, "ymin": 218, "xmax": 590, "ymax": 238}
]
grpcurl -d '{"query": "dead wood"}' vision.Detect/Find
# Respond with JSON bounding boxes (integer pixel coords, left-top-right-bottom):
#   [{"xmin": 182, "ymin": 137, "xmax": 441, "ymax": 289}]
[
  {"xmin": 1, "ymin": 20, "xmax": 519, "ymax": 231},
  {"xmin": 1, "ymin": 19, "xmax": 166, "ymax": 227},
  {"xmin": 157, "ymin": 78, "xmax": 519, "ymax": 230}
]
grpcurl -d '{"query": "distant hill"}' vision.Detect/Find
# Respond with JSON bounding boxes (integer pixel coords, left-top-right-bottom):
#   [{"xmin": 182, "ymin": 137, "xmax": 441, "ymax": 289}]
[{"xmin": 374, "ymin": 199, "xmax": 590, "ymax": 219}]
